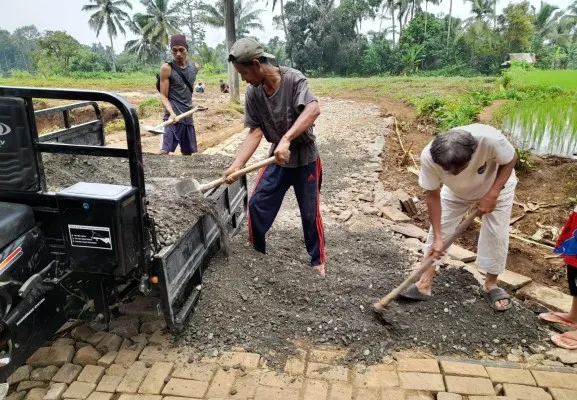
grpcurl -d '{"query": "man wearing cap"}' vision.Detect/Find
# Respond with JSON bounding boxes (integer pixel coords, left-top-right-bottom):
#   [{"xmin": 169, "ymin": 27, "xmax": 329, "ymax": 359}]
[
  {"xmin": 223, "ymin": 38, "xmax": 326, "ymax": 277},
  {"xmin": 158, "ymin": 34, "xmax": 198, "ymax": 155}
]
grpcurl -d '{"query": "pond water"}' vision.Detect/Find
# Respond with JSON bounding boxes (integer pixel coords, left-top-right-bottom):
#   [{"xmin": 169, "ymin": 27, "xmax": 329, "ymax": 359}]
[
  {"xmin": 505, "ymin": 119, "xmax": 577, "ymax": 158},
  {"xmin": 502, "ymin": 100, "xmax": 577, "ymax": 158}
]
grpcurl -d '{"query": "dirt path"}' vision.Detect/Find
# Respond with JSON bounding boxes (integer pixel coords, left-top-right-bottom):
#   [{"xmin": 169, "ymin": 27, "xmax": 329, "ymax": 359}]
[
  {"xmin": 34, "ymin": 90, "xmax": 244, "ymax": 154},
  {"xmin": 178, "ymin": 98, "xmax": 547, "ymax": 371},
  {"xmin": 478, "ymin": 99, "xmax": 506, "ymax": 124}
]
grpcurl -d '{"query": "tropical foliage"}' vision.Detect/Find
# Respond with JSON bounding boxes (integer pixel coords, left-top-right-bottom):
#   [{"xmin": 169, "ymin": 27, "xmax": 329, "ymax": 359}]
[
  {"xmin": 199, "ymin": 0, "xmax": 265, "ymax": 38},
  {"xmin": 0, "ymin": 0, "xmax": 576, "ymax": 77},
  {"xmin": 81, "ymin": 0, "xmax": 132, "ymax": 71}
]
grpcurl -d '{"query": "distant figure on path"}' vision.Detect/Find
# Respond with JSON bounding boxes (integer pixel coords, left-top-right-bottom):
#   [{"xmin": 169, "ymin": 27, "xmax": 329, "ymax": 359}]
[
  {"xmin": 401, "ymin": 124, "xmax": 517, "ymax": 311},
  {"xmin": 219, "ymin": 80, "xmax": 230, "ymax": 93},
  {"xmin": 158, "ymin": 34, "xmax": 198, "ymax": 155},
  {"xmin": 195, "ymin": 81, "xmax": 205, "ymax": 93}
]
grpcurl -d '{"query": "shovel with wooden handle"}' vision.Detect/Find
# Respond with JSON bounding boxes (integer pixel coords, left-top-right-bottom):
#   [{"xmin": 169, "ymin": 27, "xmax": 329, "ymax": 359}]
[
  {"xmin": 143, "ymin": 105, "xmax": 206, "ymax": 135},
  {"xmin": 175, "ymin": 156, "xmax": 277, "ymax": 197},
  {"xmin": 373, "ymin": 209, "xmax": 480, "ymax": 318}
]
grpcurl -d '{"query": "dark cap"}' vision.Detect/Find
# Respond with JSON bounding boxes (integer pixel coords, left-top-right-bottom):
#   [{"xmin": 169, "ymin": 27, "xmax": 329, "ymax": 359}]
[
  {"xmin": 170, "ymin": 34, "xmax": 188, "ymax": 50},
  {"xmin": 228, "ymin": 38, "xmax": 275, "ymax": 63}
]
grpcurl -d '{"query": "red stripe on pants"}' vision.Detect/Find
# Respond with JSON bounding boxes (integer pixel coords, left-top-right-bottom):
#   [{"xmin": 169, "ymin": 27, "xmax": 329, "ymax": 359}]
[
  {"xmin": 315, "ymin": 158, "xmax": 326, "ymax": 264},
  {"xmin": 248, "ymin": 165, "xmax": 268, "ymax": 244}
]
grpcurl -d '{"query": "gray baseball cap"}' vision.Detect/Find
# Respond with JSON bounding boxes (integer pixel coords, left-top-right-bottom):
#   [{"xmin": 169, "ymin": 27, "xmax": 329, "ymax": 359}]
[{"xmin": 228, "ymin": 38, "xmax": 275, "ymax": 63}]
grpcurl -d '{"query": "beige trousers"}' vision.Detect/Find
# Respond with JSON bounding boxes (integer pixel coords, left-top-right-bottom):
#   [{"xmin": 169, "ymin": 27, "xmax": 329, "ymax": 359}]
[{"xmin": 423, "ymin": 174, "xmax": 517, "ymax": 275}]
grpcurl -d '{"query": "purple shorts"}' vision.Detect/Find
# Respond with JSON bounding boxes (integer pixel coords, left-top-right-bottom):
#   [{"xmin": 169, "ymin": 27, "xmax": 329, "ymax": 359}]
[{"xmin": 161, "ymin": 122, "xmax": 197, "ymax": 155}]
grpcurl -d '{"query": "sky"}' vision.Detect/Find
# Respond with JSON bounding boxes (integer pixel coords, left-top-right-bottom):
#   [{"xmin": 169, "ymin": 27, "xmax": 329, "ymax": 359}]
[{"xmin": 2, "ymin": 0, "xmax": 574, "ymax": 52}]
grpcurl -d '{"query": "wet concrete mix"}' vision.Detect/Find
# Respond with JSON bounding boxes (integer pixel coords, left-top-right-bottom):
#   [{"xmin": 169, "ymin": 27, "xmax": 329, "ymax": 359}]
[
  {"xmin": 181, "ymin": 224, "xmax": 547, "ymax": 370},
  {"xmin": 42, "ymin": 153, "xmax": 234, "ymax": 247},
  {"xmin": 42, "ymin": 152, "xmax": 548, "ymax": 372}
]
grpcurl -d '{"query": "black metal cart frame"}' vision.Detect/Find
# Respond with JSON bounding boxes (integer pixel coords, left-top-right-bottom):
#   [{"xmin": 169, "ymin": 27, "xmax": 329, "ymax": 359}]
[{"xmin": 0, "ymin": 86, "xmax": 148, "ymax": 272}]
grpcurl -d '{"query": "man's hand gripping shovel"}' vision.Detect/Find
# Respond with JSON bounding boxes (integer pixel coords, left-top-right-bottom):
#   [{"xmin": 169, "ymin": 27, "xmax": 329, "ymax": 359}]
[
  {"xmin": 174, "ymin": 156, "xmax": 277, "ymax": 197},
  {"xmin": 142, "ymin": 105, "xmax": 208, "ymax": 135}
]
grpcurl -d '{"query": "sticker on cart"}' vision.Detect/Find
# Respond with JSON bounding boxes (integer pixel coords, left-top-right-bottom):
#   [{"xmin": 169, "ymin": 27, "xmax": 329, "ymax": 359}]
[{"xmin": 68, "ymin": 224, "xmax": 112, "ymax": 250}]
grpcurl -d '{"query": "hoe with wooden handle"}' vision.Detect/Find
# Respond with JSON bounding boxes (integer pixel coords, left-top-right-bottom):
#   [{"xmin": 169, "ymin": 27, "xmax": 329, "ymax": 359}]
[
  {"xmin": 143, "ymin": 105, "xmax": 206, "ymax": 135},
  {"xmin": 373, "ymin": 209, "xmax": 480, "ymax": 319},
  {"xmin": 175, "ymin": 156, "xmax": 277, "ymax": 197}
]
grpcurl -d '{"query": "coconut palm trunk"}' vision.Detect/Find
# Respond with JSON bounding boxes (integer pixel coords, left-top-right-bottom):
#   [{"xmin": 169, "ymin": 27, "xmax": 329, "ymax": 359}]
[
  {"xmin": 424, "ymin": 0, "xmax": 428, "ymax": 36},
  {"xmin": 224, "ymin": 0, "xmax": 240, "ymax": 103},
  {"xmin": 279, "ymin": 0, "xmax": 292, "ymax": 65},
  {"xmin": 109, "ymin": 34, "xmax": 116, "ymax": 72},
  {"xmin": 392, "ymin": 5, "xmax": 396, "ymax": 48},
  {"xmin": 447, "ymin": 0, "xmax": 453, "ymax": 47}
]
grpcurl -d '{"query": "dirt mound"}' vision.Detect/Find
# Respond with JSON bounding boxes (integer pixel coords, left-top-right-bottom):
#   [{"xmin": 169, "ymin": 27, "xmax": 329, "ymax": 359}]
[
  {"xmin": 179, "ymin": 224, "xmax": 546, "ymax": 371},
  {"xmin": 35, "ymin": 105, "xmax": 120, "ymax": 133},
  {"xmin": 42, "ymin": 153, "xmax": 235, "ymax": 246}
]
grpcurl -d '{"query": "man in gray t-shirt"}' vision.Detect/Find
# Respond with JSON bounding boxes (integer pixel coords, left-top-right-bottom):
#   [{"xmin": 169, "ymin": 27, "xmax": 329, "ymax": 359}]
[{"xmin": 223, "ymin": 38, "xmax": 326, "ymax": 278}]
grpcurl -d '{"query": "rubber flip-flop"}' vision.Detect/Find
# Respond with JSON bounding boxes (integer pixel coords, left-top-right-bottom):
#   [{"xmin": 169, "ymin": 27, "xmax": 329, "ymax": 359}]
[
  {"xmin": 399, "ymin": 283, "xmax": 432, "ymax": 301},
  {"xmin": 539, "ymin": 312, "xmax": 577, "ymax": 330},
  {"xmin": 479, "ymin": 287, "xmax": 512, "ymax": 311},
  {"xmin": 551, "ymin": 331, "xmax": 577, "ymax": 350}
]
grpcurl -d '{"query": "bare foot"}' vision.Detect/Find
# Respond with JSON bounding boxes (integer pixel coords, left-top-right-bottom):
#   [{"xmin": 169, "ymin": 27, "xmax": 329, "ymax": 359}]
[
  {"xmin": 415, "ymin": 280, "xmax": 433, "ymax": 296},
  {"xmin": 539, "ymin": 312, "xmax": 577, "ymax": 329},
  {"xmin": 553, "ymin": 312, "xmax": 577, "ymax": 324},
  {"xmin": 552, "ymin": 330, "xmax": 577, "ymax": 349},
  {"xmin": 313, "ymin": 264, "xmax": 326, "ymax": 278}
]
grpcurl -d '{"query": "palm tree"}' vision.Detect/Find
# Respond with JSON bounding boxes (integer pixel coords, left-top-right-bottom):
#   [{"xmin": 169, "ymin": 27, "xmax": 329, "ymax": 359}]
[
  {"xmin": 423, "ymin": 0, "xmax": 441, "ymax": 36},
  {"xmin": 397, "ymin": 0, "xmax": 411, "ymax": 42},
  {"xmin": 82, "ymin": 0, "xmax": 132, "ymax": 72},
  {"xmin": 125, "ymin": 16, "xmax": 166, "ymax": 63},
  {"xmin": 133, "ymin": 0, "xmax": 181, "ymax": 47},
  {"xmin": 534, "ymin": 2, "xmax": 561, "ymax": 41},
  {"xmin": 492, "ymin": 0, "xmax": 497, "ymax": 28},
  {"xmin": 199, "ymin": 0, "xmax": 265, "ymax": 37},
  {"xmin": 269, "ymin": 0, "xmax": 289, "ymax": 48},
  {"xmin": 466, "ymin": 0, "xmax": 494, "ymax": 23},
  {"xmin": 462, "ymin": 0, "xmax": 494, "ymax": 47},
  {"xmin": 446, "ymin": 0, "xmax": 453, "ymax": 46},
  {"xmin": 568, "ymin": 0, "xmax": 577, "ymax": 16},
  {"xmin": 383, "ymin": 0, "xmax": 396, "ymax": 47}
]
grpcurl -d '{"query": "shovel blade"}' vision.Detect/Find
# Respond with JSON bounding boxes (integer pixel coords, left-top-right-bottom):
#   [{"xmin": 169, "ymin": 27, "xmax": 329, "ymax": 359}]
[
  {"xmin": 175, "ymin": 179, "xmax": 200, "ymax": 197},
  {"xmin": 142, "ymin": 125, "xmax": 165, "ymax": 135}
]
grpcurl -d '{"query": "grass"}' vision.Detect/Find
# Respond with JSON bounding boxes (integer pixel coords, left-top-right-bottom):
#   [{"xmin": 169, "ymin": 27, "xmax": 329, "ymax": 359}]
[
  {"xmin": 138, "ymin": 97, "xmax": 163, "ymax": 117},
  {"xmin": 104, "ymin": 118, "xmax": 126, "ymax": 135},
  {"xmin": 414, "ymin": 89, "xmax": 495, "ymax": 131},
  {"xmin": 501, "ymin": 97, "xmax": 577, "ymax": 155},
  {"xmin": 0, "ymin": 71, "xmax": 229, "ymax": 91},
  {"xmin": 3, "ymin": 69, "xmax": 575, "ymax": 158},
  {"xmin": 504, "ymin": 69, "xmax": 577, "ymax": 92},
  {"xmin": 497, "ymin": 67, "xmax": 577, "ymax": 156},
  {"xmin": 308, "ymin": 75, "xmax": 496, "ymax": 103},
  {"xmin": 1, "ymin": 73, "xmax": 494, "ymax": 103}
]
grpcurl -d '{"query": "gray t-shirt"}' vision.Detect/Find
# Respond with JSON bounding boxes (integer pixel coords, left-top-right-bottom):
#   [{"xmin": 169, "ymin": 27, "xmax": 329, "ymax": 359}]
[
  {"xmin": 164, "ymin": 62, "xmax": 197, "ymax": 125},
  {"xmin": 244, "ymin": 67, "xmax": 319, "ymax": 168}
]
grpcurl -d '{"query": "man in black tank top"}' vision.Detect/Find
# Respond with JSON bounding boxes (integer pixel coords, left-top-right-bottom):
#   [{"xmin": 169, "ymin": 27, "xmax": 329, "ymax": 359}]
[
  {"xmin": 158, "ymin": 34, "xmax": 198, "ymax": 155},
  {"xmin": 223, "ymin": 38, "xmax": 326, "ymax": 278}
]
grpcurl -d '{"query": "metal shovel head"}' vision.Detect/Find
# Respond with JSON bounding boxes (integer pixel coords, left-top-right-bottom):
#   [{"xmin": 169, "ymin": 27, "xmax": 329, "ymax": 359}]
[
  {"xmin": 145, "ymin": 125, "xmax": 166, "ymax": 135},
  {"xmin": 175, "ymin": 178, "xmax": 201, "ymax": 197}
]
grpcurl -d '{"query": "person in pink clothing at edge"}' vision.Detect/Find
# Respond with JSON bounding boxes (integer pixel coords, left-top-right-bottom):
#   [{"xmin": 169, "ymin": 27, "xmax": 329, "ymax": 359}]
[{"xmin": 539, "ymin": 205, "xmax": 577, "ymax": 349}]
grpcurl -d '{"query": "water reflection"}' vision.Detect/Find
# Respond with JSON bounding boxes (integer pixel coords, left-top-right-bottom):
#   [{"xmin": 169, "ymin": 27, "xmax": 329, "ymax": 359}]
[{"xmin": 502, "ymin": 100, "xmax": 577, "ymax": 158}]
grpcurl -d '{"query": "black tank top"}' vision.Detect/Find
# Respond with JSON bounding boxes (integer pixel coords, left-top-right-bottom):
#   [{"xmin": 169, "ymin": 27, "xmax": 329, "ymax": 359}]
[{"xmin": 164, "ymin": 62, "xmax": 197, "ymax": 125}]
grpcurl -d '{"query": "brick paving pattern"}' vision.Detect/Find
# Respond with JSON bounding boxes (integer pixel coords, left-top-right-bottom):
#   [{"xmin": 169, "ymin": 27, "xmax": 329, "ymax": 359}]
[{"xmin": 6, "ymin": 333, "xmax": 577, "ymax": 400}]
